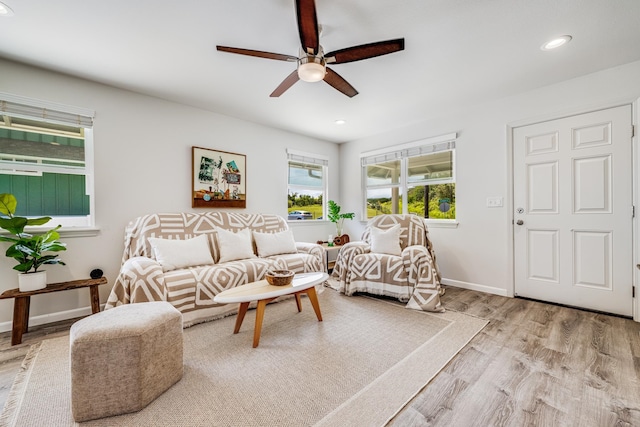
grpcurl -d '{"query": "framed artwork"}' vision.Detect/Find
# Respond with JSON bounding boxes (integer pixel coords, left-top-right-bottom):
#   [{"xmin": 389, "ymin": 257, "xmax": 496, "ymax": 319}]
[{"xmin": 192, "ymin": 146, "xmax": 246, "ymax": 208}]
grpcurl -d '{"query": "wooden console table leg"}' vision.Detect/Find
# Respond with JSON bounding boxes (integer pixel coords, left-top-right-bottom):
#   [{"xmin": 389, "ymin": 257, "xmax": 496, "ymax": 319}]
[
  {"xmin": 11, "ymin": 296, "xmax": 30, "ymax": 346},
  {"xmin": 89, "ymin": 285, "xmax": 101, "ymax": 313},
  {"xmin": 305, "ymin": 287, "xmax": 323, "ymax": 322},
  {"xmin": 295, "ymin": 294, "xmax": 302, "ymax": 312}
]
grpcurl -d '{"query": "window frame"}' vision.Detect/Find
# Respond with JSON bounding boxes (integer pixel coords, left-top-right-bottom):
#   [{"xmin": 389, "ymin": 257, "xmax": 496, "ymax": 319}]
[
  {"xmin": 361, "ymin": 133, "xmax": 457, "ymax": 223},
  {"xmin": 286, "ymin": 149, "xmax": 328, "ymax": 222},
  {"xmin": 0, "ymin": 92, "xmax": 96, "ymax": 231}
]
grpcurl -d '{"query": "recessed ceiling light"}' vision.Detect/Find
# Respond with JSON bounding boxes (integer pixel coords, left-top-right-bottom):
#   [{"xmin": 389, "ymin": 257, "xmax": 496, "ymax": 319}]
[
  {"xmin": 0, "ymin": 2, "xmax": 14, "ymax": 16},
  {"xmin": 334, "ymin": 119, "xmax": 346, "ymax": 125},
  {"xmin": 541, "ymin": 35, "xmax": 572, "ymax": 51}
]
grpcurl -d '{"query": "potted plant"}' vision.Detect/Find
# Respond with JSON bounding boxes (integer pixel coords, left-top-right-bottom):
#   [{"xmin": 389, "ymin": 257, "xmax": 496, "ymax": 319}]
[
  {"xmin": 0, "ymin": 193, "xmax": 66, "ymax": 291},
  {"xmin": 327, "ymin": 200, "xmax": 355, "ymax": 245}
]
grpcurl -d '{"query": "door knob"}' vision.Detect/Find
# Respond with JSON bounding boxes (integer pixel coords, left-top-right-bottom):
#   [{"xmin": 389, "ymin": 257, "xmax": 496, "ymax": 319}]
[{"xmin": 516, "ymin": 220, "xmax": 524, "ymax": 225}]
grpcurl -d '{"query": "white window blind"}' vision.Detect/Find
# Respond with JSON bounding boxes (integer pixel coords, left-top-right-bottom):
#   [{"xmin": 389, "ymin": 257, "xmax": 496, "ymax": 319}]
[
  {"xmin": 0, "ymin": 93, "xmax": 94, "ymax": 128},
  {"xmin": 287, "ymin": 149, "xmax": 329, "ymax": 166},
  {"xmin": 361, "ymin": 139, "xmax": 455, "ymax": 166}
]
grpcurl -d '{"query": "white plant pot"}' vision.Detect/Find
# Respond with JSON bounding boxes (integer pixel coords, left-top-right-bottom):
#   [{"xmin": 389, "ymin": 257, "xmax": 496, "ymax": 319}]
[{"xmin": 18, "ymin": 270, "xmax": 47, "ymax": 292}]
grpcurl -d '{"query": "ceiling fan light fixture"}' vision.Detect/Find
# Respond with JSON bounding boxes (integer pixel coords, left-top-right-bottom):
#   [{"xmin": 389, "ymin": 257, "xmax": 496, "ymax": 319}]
[{"xmin": 298, "ymin": 55, "xmax": 326, "ymax": 82}]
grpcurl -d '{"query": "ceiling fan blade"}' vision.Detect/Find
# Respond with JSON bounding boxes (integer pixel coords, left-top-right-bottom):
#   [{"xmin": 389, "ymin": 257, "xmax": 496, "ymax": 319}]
[
  {"xmin": 324, "ymin": 67, "xmax": 358, "ymax": 98},
  {"xmin": 325, "ymin": 38, "xmax": 405, "ymax": 64},
  {"xmin": 270, "ymin": 70, "xmax": 301, "ymax": 97},
  {"xmin": 217, "ymin": 46, "xmax": 298, "ymax": 62},
  {"xmin": 295, "ymin": 0, "xmax": 319, "ymax": 55}
]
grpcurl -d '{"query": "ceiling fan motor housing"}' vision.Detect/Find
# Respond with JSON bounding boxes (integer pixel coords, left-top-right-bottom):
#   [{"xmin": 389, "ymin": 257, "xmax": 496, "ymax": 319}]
[{"xmin": 298, "ymin": 47, "xmax": 326, "ymax": 82}]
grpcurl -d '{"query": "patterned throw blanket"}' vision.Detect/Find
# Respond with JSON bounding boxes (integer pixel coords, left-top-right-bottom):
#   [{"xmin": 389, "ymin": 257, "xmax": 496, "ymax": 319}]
[
  {"xmin": 330, "ymin": 214, "xmax": 445, "ymax": 312},
  {"xmin": 105, "ymin": 212, "xmax": 325, "ymax": 326}
]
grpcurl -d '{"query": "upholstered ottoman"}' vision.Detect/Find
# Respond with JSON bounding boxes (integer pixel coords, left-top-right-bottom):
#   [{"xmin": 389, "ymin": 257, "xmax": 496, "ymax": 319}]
[{"xmin": 70, "ymin": 302, "xmax": 183, "ymax": 422}]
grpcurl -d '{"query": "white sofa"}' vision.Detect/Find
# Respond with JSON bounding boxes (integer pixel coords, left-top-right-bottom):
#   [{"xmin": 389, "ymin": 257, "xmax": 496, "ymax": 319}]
[{"xmin": 105, "ymin": 212, "xmax": 325, "ymax": 326}]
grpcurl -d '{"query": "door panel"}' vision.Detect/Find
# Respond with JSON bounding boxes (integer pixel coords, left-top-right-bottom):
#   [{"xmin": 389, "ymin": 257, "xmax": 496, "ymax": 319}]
[
  {"xmin": 573, "ymin": 155, "xmax": 611, "ymax": 213},
  {"xmin": 527, "ymin": 229, "xmax": 559, "ymax": 282},
  {"xmin": 513, "ymin": 105, "xmax": 633, "ymax": 316},
  {"xmin": 528, "ymin": 161, "xmax": 558, "ymax": 213},
  {"xmin": 573, "ymin": 230, "xmax": 611, "ymax": 290}
]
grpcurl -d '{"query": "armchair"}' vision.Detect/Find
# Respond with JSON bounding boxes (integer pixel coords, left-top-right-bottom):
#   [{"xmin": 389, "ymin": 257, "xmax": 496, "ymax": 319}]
[{"xmin": 330, "ymin": 214, "xmax": 444, "ymax": 312}]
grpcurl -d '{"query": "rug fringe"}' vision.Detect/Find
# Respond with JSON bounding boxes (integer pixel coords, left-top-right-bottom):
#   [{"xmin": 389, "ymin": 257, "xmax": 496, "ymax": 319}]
[{"xmin": 0, "ymin": 342, "xmax": 43, "ymax": 427}]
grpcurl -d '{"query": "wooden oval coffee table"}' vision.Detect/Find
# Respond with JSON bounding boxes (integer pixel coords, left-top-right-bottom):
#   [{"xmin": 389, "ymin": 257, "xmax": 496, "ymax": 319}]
[{"xmin": 213, "ymin": 272, "xmax": 328, "ymax": 348}]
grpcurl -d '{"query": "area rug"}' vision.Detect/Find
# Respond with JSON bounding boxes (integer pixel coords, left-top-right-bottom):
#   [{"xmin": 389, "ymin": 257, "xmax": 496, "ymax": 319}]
[{"xmin": 0, "ymin": 288, "xmax": 487, "ymax": 427}]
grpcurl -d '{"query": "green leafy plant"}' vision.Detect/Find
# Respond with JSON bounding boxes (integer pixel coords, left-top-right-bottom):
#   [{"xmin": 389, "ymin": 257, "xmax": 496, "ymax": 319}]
[
  {"xmin": 0, "ymin": 193, "xmax": 66, "ymax": 273},
  {"xmin": 327, "ymin": 200, "xmax": 355, "ymax": 236}
]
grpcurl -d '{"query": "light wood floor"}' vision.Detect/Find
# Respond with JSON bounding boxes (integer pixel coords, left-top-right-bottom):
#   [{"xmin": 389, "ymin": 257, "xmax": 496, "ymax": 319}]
[
  {"xmin": 1, "ymin": 287, "xmax": 639, "ymax": 426},
  {"xmin": 392, "ymin": 287, "xmax": 640, "ymax": 426}
]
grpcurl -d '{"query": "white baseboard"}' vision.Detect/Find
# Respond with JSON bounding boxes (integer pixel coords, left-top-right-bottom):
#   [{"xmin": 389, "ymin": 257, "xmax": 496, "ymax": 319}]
[
  {"xmin": 0, "ymin": 304, "xmax": 102, "ymax": 334},
  {"xmin": 441, "ymin": 278, "xmax": 509, "ymax": 297}
]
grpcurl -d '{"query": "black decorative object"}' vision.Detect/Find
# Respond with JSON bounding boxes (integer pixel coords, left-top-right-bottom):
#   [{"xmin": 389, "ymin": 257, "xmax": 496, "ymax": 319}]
[{"xmin": 90, "ymin": 268, "xmax": 103, "ymax": 279}]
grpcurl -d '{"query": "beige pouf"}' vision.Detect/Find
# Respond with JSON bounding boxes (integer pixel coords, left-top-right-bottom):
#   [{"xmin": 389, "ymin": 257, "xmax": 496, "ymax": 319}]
[{"xmin": 70, "ymin": 302, "xmax": 183, "ymax": 422}]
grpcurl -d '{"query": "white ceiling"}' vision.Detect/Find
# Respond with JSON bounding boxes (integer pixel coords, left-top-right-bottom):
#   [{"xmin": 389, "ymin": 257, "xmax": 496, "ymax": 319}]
[{"xmin": 1, "ymin": 0, "xmax": 639, "ymax": 143}]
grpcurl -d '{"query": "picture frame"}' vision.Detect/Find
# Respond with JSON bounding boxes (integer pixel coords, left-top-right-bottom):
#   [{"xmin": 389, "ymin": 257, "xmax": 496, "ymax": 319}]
[{"xmin": 192, "ymin": 146, "xmax": 246, "ymax": 208}]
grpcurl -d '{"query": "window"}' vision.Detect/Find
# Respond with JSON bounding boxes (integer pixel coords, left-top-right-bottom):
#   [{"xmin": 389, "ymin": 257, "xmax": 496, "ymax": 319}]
[
  {"xmin": 362, "ymin": 133, "xmax": 456, "ymax": 220},
  {"xmin": 287, "ymin": 149, "xmax": 328, "ymax": 221},
  {"xmin": 0, "ymin": 94, "xmax": 95, "ymax": 228}
]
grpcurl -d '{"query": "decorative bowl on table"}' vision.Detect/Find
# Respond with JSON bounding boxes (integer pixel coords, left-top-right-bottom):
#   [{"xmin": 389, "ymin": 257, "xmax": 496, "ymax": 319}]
[{"xmin": 265, "ymin": 270, "xmax": 294, "ymax": 286}]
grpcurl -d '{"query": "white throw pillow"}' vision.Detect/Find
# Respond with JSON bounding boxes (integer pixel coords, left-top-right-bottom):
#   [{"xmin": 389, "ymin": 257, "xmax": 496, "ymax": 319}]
[
  {"xmin": 148, "ymin": 234, "xmax": 214, "ymax": 272},
  {"xmin": 253, "ymin": 230, "xmax": 297, "ymax": 257},
  {"xmin": 216, "ymin": 228, "xmax": 257, "ymax": 263},
  {"xmin": 369, "ymin": 224, "xmax": 402, "ymax": 256}
]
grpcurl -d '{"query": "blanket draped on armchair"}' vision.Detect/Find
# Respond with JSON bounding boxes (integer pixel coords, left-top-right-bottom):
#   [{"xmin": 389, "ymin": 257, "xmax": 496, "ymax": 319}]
[{"xmin": 330, "ymin": 214, "xmax": 444, "ymax": 312}]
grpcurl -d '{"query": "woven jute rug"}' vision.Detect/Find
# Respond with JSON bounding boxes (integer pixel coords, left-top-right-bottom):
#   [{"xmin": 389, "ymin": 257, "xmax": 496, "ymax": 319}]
[{"xmin": 0, "ymin": 288, "xmax": 487, "ymax": 427}]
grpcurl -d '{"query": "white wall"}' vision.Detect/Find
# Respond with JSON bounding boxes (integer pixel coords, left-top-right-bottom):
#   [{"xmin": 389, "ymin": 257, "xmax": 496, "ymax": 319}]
[
  {"xmin": 0, "ymin": 58, "xmax": 338, "ymax": 329},
  {"xmin": 340, "ymin": 60, "xmax": 640, "ymax": 297},
  {"xmin": 2, "ymin": 57, "xmax": 639, "ymax": 329}
]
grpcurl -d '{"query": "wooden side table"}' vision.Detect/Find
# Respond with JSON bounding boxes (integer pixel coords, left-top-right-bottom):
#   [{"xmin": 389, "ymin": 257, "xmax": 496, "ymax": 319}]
[
  {"xmin": 322, "ymin": 243, "xmax": 343, "ymax": 272},
  {"xmin": 0, "ymin": 277, "xmax": 108, "ymax": 345}
]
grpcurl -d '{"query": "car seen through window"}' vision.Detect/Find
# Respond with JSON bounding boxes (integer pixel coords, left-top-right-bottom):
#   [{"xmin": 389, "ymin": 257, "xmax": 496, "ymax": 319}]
[{"xmin": 287, "ymin": 210, "xmax": 313, "ymax": 220}]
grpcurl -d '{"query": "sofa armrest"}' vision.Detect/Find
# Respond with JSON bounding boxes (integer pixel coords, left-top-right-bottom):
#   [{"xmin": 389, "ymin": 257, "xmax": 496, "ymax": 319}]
[
  {"xmin": 105, "ymin": 256, "xmax": 168, "ymax": 309},
  {"xmin": 295, "ymin": 241, "xmax": 323, "ymax": 255},
  {"xmin": 294, "ymin": 241, "xmax": 326, "ymax": 272}
]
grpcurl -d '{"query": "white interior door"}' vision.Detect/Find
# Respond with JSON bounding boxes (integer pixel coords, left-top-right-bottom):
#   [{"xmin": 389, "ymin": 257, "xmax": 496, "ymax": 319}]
[{"xmin": 513, "ymin": 105, "xmax": 634, "ymax": 316}]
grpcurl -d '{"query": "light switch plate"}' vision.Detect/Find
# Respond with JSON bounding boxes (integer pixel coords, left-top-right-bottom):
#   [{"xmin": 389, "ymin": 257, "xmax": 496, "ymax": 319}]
[{"xmin": 486, "ymin": 196, "xmax": 503, "ymax": 207}]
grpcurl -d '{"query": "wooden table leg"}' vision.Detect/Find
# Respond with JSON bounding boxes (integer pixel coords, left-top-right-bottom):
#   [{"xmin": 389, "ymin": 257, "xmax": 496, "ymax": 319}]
[
  {"xmin": 253, "ymin": 297, "xmax": 276, "ymax": 348},
  {"xmin": 23, "ymin": 296, "xmax": 30, "ymax": 333},
  {"xmin": 11, "ymin": 296, "xmax": 30, "ymax": 346},
  {"xmin": 295, "ymin": 294, "xmax": 302, "ymax": 312},
  {"xmin": 234, "ymin": 302, "xmax": 249, "ymax": 334},
  {"xmin": 253, "ymin": 300, "xmax": 268, "ymax": 348},
  {"xmin": 304, "ymin": 287, "xmax": 323, "ymax": 321},
  {"xmin": 89, "ymin": 285, "xmax": 101, "ymax": 313}
]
